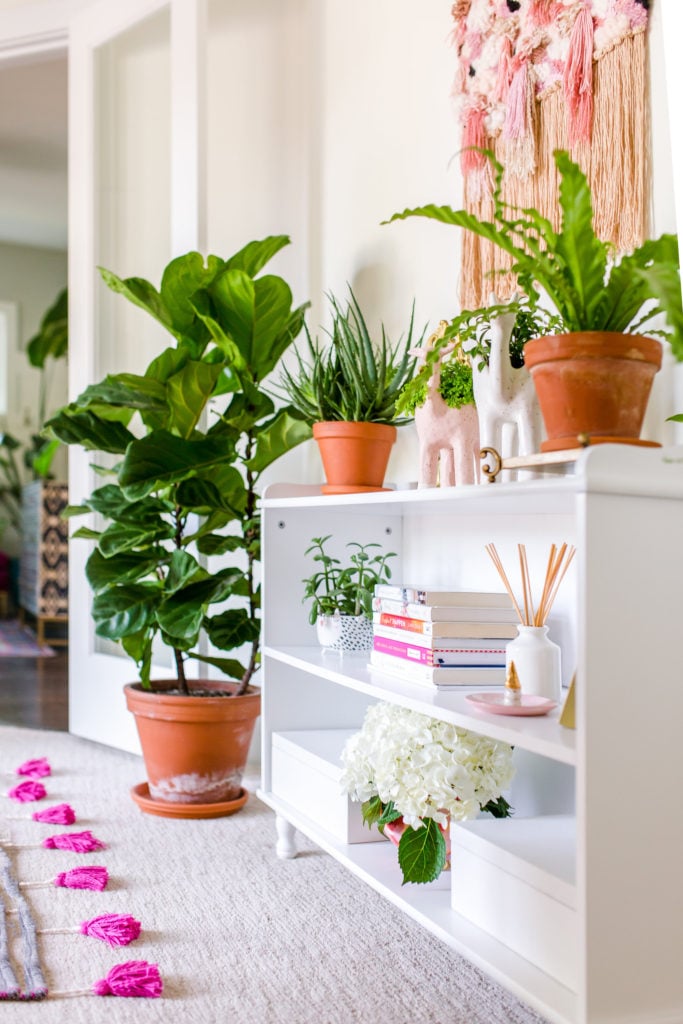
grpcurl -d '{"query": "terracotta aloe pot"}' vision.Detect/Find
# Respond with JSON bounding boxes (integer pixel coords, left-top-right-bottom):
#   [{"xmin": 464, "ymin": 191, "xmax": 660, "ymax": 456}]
[
  {"xmin": 312, "ymin": 421, "xmax": 397, "ymax": 494},
  {"xmin": 523, "ymin": 332, "xmax": 663, "ymax": 452},
  {"xmin": 125, "ymin": 680, "xmax": 260, "ymax": 818}
]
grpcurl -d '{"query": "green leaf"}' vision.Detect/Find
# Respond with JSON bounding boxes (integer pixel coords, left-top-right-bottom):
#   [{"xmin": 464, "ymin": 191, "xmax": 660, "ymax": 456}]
[
  {"xmin": 187, "ymin": 652, "xmax": 248, "ymax": 681},
  {"xmin": 26, "ymin": 287, "xmax": 68, "ymax": 368},
  {"xmin": 98, "ymin": 268, "xmax": 176, "ymax": 338},
  {"xmin": 121, "ymin": 629, "xmax": 154, "ymax": 686},
  {"xmin": 361, "ymin": 796, "xmax": 386, "ymax": 829},
  {"xmin": 98, "ymin": 517, "xmax": 175, "ymax": 556},
  {"xmin": 165, "ymin": 360, "xmax": 223, "ymax": 437},
  {"xmin": 85, "ymin": 485, "xmax": 173, "ymax": 524},
  {"xmin": 159, "ymin": 251, "xmax": 224, "ymax": 336},
  {"xmin": 86, "ymin": 548, "xmax": 165, "ymax": 591},
  {"xmin": 224, "ymin": 235, "xmax": 290, "ymax": 277},
  {"xmin": 247, "ymin": 408, "xmax": 312, "ymax": 475},
  {"xmin": 165, "ymin": 549, "xmax": 207, "ymax": 594},
  {"xmin": 397, "ymin": 819, "xmax": 447, "ymax": 885},
  {"xmin": 44, "ymin": 409, "xmax": 136, "ymax": 454},
  {"xmin": 92, "ymin": 584, "xmax": 160, "ymax": 639},
  {"xmin": 174, "ymin": 473, "xmax": 242, "ymax": 515},
  {"xmin": 195, "ymin": 533, "xmax": 244, "ymax": 556},
  {"xmin": 72, "ymin": 374, "xmax": 168, "ymax": 414},
  {"xmin": 156, "ymin": 568, "xmax": 242, "ymax": 641},
  {"xmin": 205, "ymin": 607, "xmax": 260, "ymax": 650},
  {"xmin": 117, "ymin": 430, "xmax": 234, "ymax": 500}
]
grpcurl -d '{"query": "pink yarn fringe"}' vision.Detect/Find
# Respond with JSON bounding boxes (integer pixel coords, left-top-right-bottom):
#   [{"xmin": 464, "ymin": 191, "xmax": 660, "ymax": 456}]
[
  {"xmin": 8, "ymin": 780, "xmax": 47, "ymax": 803},
  {"xmin": 54, "ymin": 866, "xmax": 109, "ymax": 891},
  {"xmin": 503, "ymin": 60, "xmax": 529, "ymax": 140},
  {"xmin": 81, "ymin": 914, "xmax": 141, "ymax": 948},
  {"xmin": 494, "ymin": 36, "xmax": 513, "ymax": 103},
  {"xmin": 32, "ymin": 804, "xmax": 76, "ymax": 825},
  {"xmin": 43, "ymin": 830, "xmax": 106, "ymax": 853},
  {"xmin": 16, "ymin": 757, "xmax": 51, "ymax": 779},
  {"xmin": 92, "ymin": 961, "xmax": 163, "ymax": 998},
  {"xmin": 461, "ymin": 108, "xmax": 488, "ymax": 175},
  {"xmin": 564, "ymin": 5, "xmax": 594, "ymax": 147}
]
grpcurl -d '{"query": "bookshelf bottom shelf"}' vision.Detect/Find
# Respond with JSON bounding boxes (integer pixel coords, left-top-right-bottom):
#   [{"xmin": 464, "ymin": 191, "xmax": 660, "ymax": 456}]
[{"xmin": 256, "ymin": 789, "xmax": 577, "ymax": 1024}]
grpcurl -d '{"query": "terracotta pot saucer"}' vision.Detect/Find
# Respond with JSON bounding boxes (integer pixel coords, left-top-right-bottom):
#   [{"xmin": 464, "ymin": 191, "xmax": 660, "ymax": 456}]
[{"xmin": 130, "ymin": 782, "xmax": 249, "ymax": 819}]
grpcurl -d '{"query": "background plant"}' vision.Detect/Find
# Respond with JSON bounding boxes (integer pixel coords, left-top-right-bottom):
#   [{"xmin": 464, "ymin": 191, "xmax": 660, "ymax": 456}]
[
  {"xmin": 302, "ymin": 534, "xmax": 396, "ymax": 623},
  {"xmin": 396, "ymin": 346, "xmax": 475, "ymax": 418},
  {"xmin": 341, "ymin": 702, "xmax": 514, "ymax": 884},
  {"xmin": 277, "ymin": 288, "xmax": 423, "ymax": 425},
  {"xmin": 46, "ymin": 237, "xmax": 310, "ymax": 695}
]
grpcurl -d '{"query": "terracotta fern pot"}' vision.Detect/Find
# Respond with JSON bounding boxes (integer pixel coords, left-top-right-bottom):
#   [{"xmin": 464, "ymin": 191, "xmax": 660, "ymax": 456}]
[
  {"xmin": 312, "ymin": 421, "xmax": 397, "ymax": 494},
  {"xmin": 523, "ymin": 332, "xmax": 663, "ymax": 452},
  {"xmin": 124, "ymin": 680, "xmax": 260, "ymax": 819}
]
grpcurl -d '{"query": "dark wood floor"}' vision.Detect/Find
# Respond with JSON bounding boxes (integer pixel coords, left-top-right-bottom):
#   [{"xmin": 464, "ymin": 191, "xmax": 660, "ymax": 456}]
[{"xmin": 0, "ymin": 650, "xmax": 69, "ymax": 731}]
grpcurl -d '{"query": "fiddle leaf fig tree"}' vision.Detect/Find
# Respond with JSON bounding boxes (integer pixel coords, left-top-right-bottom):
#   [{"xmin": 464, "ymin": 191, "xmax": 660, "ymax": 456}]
[{"xmin": 45, "ymin": 237, "xmax": 311, "ymax": 696}]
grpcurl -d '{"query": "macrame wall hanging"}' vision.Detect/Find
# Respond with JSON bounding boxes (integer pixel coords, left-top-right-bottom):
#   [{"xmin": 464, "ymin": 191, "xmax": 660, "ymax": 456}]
[{"xmin": 451, "ymin": 0, "xmax": 651, "ymax": 309}]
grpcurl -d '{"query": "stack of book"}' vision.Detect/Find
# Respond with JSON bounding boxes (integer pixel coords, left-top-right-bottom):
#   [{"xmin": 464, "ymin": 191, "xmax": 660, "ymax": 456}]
[{"xmin": 369, "ymin": 583, "xmax": 518, "ymax": 689}]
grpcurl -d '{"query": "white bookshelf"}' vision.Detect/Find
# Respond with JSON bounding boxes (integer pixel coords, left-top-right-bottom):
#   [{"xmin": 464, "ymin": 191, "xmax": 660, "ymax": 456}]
[{"xmin": 258, "ymin": 445, "xmax": 683, "ymax": 1024}]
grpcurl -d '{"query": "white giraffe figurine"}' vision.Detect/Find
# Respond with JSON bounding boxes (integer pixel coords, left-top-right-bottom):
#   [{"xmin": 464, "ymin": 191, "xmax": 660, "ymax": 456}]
[
  {"xmin": 471, "ymin": 302, "xmax": 543, "ymax": 467},
  {"xmin": 411, "ymin": 323, "xmax": 480, "ymax": 488}
]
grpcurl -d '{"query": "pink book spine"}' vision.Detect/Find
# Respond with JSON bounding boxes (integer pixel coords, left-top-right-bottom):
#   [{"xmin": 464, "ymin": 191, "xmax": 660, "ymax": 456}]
[{"xmin": 372, "ymin": 636, "xmax": 433, "ymax": 664}]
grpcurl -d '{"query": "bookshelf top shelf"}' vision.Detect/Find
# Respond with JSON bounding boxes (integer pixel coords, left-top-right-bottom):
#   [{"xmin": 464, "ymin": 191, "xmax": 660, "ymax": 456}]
[{"xmin": 263, "ymin": 444, "xmax": 683, "ymax": 515}]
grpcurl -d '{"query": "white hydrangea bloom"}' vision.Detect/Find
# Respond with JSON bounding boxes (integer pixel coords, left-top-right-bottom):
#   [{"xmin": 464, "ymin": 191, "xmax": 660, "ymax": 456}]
[{"xmin": 340, "ymin": 703, "xmax": 515, "ymax": 830}]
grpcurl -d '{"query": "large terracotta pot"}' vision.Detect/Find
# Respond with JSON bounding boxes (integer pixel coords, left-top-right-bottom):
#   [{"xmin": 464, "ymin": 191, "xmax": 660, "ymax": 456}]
[
  {"xmin": 125, "ymin": 679, "xmax": 260, "ymax": 819},
  {"xmin": 312, "ymin": 421, "xmax": 396, "ymax": 494},
  {"xmin": 523, "ymin": 332, "xmax": 663, "ymax": 452}
]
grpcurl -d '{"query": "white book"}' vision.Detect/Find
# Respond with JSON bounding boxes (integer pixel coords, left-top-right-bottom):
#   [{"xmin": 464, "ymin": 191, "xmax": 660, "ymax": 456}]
[
  {"xmin": 368, "ymin": 649, "xmax": 506, "ymax": 688},
  {"xmin": 373, "ymin": 584, "xmax": 513, "ymax": 608},
  {"xmin": 372, "ymin": 598, "xmax": 518, "ymax": 624}
]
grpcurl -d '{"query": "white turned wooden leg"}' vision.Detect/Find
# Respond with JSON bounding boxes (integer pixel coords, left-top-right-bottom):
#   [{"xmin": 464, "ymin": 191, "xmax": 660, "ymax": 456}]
[{"xmin": 275, "ymin": 815, "xmax": 298, "ymax": 859}]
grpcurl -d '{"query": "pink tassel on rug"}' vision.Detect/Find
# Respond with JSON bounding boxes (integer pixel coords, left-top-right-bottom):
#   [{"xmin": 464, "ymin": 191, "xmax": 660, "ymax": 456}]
[
  {"xmin": 19, "ymin": 866, "xmax": 109, "ymax": 891},
  {"xmin": 81, "ymin": 914, "xmax": 141, "ymax": 947},
  {"xmin": 7, "ymin": 780, "xmax": 47, "ymax": 803},
  {"xmin": 92, "ymin": 961, "xmax": 163, "ymax": 998},
  {"xmin": 42, "ymin": 830, "xmax": 106, "ymax": 853},
  {"xmin": 16, "ymin": 757, "xmax": 51, "ymax": 779},
  {"xmin": 53, "ymin": 866, "xmax": 109, "ymax": 891},
  {"xmin": 494, "ymin": 36, "xmax": 513, "ymax": 103},
  {"xmin": 563, "ymin": 4, "xmax": 594, "ymax": 147},
  {"xmin": 528, "ymin": 0, "xmax": 555, "ymax": 27},
  {"xmin": 30, "ymin": 913, "xmax": 141, "ymax": 947},
  {"xmin": 504, "ymin": 60, "xmax": 529, "ymax": 140},
  {"xmin": 32, "ymin": 804, "xmax": 76, "ymax": 825}
]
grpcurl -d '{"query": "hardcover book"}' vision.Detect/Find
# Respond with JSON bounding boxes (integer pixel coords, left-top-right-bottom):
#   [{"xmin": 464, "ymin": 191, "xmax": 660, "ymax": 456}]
[
  {"xmin": 373, "ymin": 635, "xmax": 506, "ymax": 667},
  {"xmin": 372, "ymin": 612, "xmax": 518, "ymax": 639}
]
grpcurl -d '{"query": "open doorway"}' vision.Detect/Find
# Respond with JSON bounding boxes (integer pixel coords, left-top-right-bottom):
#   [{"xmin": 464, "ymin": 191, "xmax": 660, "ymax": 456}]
[{"xmin": 0, "ymin": 53, "xmax": 68, "ymax": 729}]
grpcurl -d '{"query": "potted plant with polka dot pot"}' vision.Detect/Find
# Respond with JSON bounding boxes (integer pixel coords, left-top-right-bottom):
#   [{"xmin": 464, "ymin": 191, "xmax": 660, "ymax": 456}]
[{"xmin": 302, "ymin": 535, "xmax": 396, "ymax": 652}]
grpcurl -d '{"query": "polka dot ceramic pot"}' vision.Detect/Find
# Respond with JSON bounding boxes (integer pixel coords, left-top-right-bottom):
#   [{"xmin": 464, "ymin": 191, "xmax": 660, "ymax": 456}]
[{"xmin": 316, "ymin": 612, "xmax": 374, "ymax": 652}]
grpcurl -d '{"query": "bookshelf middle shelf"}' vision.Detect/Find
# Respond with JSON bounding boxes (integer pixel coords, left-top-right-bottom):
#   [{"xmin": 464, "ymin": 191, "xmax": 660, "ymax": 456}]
[{"xmin": 262, "ymin": 645, "xmax": 577, "ymax": 766}]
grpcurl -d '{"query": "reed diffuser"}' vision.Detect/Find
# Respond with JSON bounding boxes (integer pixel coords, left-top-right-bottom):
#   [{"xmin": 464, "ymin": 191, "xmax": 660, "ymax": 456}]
[{"xmin": 485, "ymin": 543, "xmax": 575, "ymax": 702}]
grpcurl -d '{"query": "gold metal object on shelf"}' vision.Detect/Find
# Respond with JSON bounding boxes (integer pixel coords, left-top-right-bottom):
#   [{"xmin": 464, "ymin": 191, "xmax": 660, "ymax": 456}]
[{"xmin": 480, "ymin": 444, "xmax": 588, "ymax": 483}]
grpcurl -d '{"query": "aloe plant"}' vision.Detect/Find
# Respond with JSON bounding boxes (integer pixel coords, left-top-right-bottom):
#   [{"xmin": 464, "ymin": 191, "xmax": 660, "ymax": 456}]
[
  {"xmin": 45, "ymin": 237, "xmax": 310, "ymax": 695},
  {"xmin": 277, "ymin": 288, "xmax": 423, "ymax": 425},
  {"xmin": 386, "ymin": 149, "xmax": 682, "ymax": 368}
]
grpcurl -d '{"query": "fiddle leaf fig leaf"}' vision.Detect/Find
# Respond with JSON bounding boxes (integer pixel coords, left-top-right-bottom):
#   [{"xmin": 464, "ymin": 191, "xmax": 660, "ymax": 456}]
[
  {"xmin": 165, "ymin": 360, "xmax": 224, "ymax": 438},
  {"xmin": 98, "ymin": 518, "xmax": 175, "ymax": 557},
  {"xmin": 188, "ymin": 652, "xmax": 248, "ymax": 681},
  {"xmin": 92, "ymin": 584, "xmax": 161, "ymax": 639},
  {"xmin": 44, "ymin": 410, "xmax": 136, "ymax": 454},
  {"xmin": 205, "ymin": 608, "xmax": 260, "ymax": 650},
  {"xmin": 247, "ymin": 409, "xmax": 311, "ymax": 475},
  {"xmin": 224, "ymin": 235, "xmax": 290, "ymax": 277},
  {"xmin": 118, "ymin": 431, "xmax": 234, "ymax": 500},
  {"xmin": 86, "ymin": 548, "xmax": 165, "ymax": 592}
]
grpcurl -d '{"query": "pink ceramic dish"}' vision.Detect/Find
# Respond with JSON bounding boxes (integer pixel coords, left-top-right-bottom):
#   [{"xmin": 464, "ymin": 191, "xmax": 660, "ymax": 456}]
[{"xmin": 465, "ymin": 693, "xmax": 557, "ymax": 717}]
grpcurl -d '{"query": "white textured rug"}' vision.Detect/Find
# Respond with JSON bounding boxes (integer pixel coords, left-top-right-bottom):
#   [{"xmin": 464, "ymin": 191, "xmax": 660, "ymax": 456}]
[{"xmin": 0, "ymin": 726, "xmax": 549, "ymax": 1024}]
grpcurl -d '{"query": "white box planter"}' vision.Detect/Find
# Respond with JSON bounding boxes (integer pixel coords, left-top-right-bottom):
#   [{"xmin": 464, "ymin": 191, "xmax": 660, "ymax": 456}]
[
  {"xmin": 450, "ymin": 814, "xmax": 577, "ymax": 991},
  {"xmin": 271, "ymin": 729, "xmax": 385, "ymax": 844}
]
